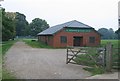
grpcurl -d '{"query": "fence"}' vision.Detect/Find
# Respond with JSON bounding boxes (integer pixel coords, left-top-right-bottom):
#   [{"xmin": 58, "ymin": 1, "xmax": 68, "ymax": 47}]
[
  {"xmin": 66, "ymin": 43, "xmax": 119, "ymax": 72},
  {"xmin": 112, "ymin": 47, "xmax": 120, "ymax": 70},
  {"xmin": 66, "ymin": 46, "xmax": 88, "ymax": 65}
]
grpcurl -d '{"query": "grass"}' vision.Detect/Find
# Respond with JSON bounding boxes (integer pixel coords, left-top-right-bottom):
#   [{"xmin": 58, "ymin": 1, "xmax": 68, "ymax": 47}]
[
  {"xmin": 74, "ymin": 40, "xmax": 119, "ymax": 75},
  {"xmin": 23, "ymin": 39, "xmax": 53, "ymax": 48},
  {"xmin": 2, "ymin": 69, "xmax": 16, "ymax": 79},
  {"xmin": 1, "ymin": 40, "xmax": 17, "ymax": 79},
  {"xmin": 101, "ymin": 40, "xmax": 119, "ymax": 47},
  {"xmin": 2, "ymin": 40, "xmax": 17, "ymax": 55},
  {"xmin": 0, "ymin": 45, "xmax": 2, "ymax": 80},
  {"xmin": 83, "ymin": 67, "xmax": 105, "ymax": 75}
]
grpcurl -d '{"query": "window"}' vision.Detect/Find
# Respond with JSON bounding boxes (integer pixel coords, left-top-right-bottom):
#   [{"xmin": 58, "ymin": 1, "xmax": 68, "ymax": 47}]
[
  {"xmin": 89, "ymin": 37, "xmax": 95, "ymax": 43},
  {"xmin": 60, "ymin": 36, "xmax": 67, "ymax": 43}
]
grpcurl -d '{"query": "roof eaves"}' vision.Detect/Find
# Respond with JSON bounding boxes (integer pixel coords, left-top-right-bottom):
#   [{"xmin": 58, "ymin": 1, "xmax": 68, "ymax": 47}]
[{"xmin": 37, "ymin": 34, "xmax": 53, "ymax": 36}]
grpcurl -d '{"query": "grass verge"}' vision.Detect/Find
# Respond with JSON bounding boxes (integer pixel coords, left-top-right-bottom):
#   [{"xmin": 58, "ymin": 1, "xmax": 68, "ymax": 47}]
[
  {"xmin": 2, "ymin": 40, "xmax": 17, "ymax": 55},
  {"xmin": 0, "ymin": 45, "xmax": 2, "ymax": 80},
  {"xmin": 1, "ymin": 40, "xmax": 17, "ymax": 79},
  {"xmin": 83, "ymin": 67, "xmax": 105, "ymax": 75},
  {"xmin": 2, "ymin": 69, "xmax": 16, "ymax": 79},
  {"xmin": 23, "ymin": 39, "xmax": 53, "ymax": 48}
]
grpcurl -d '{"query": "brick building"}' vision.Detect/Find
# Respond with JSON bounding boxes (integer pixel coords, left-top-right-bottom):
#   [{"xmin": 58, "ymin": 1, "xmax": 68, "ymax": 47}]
[{"xmin": 37, "ymin": 20, "xmax": 101, "ymax": 47}]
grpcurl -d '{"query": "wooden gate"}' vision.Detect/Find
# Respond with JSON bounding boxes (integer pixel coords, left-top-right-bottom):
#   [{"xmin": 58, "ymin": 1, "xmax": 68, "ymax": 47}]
[
  {"xmin": 66, "ymin": 46, "xmax": 105, "ymax": 66},
  {"xmin": 66, "ymin": 43, "xmax": 119, "ymax": 72},
  {"xmin": 66, "ymin": 46, "xmax": 87, "ymax": 64}
]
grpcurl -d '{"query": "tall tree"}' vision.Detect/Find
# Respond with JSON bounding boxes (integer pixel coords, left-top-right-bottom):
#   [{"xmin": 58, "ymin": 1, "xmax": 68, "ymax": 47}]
[
  {"xmin": 29, "ymin": 18, "xmax": 49, "ymax": 36},
  {"xmin": 2, "ymin": 8, "xmax": 16, "ymax": 41},
  {"xmin": 15, "ymin": 12, "xmax": 28, "ymax": 36}
]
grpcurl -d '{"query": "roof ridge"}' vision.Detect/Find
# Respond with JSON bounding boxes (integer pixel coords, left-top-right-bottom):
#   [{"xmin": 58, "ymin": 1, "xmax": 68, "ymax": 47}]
[
  {"xmin": 66, "ymin": 20, "xmax": 76, "ymax": 27},
  {"xmin": 50, "ymin": 20, "xmax": 74, "ymax": 27},
  {"xmin": 76, "ymin": 20, "xmax": 92, "ymax": 28}
]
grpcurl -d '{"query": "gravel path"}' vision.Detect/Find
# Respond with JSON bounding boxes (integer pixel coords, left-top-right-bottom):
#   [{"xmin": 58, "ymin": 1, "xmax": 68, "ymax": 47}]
[{"xmin": 4, "ymin": 41, "xmax": 91, "ymax": 79}]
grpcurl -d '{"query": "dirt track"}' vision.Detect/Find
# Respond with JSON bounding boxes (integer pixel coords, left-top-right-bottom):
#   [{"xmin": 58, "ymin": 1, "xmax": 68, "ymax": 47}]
[{"xmin": 4, "ymin": 41, "xmax": 91, "ymax": 79}]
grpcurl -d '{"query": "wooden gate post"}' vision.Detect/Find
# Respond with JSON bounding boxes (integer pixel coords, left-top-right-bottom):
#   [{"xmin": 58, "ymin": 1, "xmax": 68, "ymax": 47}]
[
  {"xmin": 105, "ymin": 42, "xmax": 112, "ymax": 72},
  {"xmin": 66, "ymin": 48, "xmax": 68, "ymax": 64}
]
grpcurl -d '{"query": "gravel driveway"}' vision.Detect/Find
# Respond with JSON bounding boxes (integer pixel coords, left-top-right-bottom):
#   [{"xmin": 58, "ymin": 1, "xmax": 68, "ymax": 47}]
[{"xmin": 4, "ymin": 41, "xmax": 91, "ymax": 79}]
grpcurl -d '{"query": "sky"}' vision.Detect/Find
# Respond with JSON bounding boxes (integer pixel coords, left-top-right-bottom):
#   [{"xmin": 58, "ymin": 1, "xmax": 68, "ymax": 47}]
[{"xmin": 1, "ymin": 0, "xmax": 119, "ymax": 31}]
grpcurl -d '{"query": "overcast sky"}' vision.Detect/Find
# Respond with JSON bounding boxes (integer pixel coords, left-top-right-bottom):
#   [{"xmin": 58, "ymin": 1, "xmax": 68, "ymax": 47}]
[{"xmin": 1, "ymin": 0, "xmax": 119, "ymax": 31}]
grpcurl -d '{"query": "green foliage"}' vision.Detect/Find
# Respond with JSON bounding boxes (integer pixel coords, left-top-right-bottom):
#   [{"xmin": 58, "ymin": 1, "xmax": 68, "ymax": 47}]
[
  {"xmin": 2, "ymin": 40, "xmax": 17, "ymax": 55},
  {"xmin": 83, "ymin": 67, "xmax": 105, "ymax": 75},
  {"xmin": 29, "ymin": 18, "xmax": 49, "ymax": 37},
  {"xmin": 98, "ymin": 28, "xmax": 118, "ymax": 39},
  {"xmin": 115, "ymin": 28, "xmax": 120, "ymax": 39},
  {"xmin": 15, "ymin": 12, "xmax": 29, "ymax": 36},
  {"xmin": 0, "ymin": 9, "xmax": 2, "ymax": 42},
  {"xmin": 23, "ymin": 39, "xmax": 52, "ymax": 48},
  {"xmin": 2, "ymin": 9, "xmax": 16, "ymax": 41},
  {"xmin": 2, "ymin": 69, "xmax": 16, "ymax": 79}
]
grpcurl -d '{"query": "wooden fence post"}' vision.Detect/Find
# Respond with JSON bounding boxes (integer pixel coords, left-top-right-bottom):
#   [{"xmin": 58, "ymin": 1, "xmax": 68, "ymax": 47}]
[
  {"xmin": 66, "ymin": 48, "xmax": 68, "ymax": 64},
  {"xmin": 105, "ymin": 42, "xmax": 112, "ymax": 72}
]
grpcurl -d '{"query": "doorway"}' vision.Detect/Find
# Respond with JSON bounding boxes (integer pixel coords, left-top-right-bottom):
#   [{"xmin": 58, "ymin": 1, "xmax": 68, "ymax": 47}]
[{"xmin": 73, "ymin": 36, "xmax": 83, "ymax": 46}]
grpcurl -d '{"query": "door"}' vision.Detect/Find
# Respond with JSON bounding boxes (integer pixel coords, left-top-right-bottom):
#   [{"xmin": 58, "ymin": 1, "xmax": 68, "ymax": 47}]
[{"xmin": 73, "ymin": 36, "xmax": 83, "ymax": 46}]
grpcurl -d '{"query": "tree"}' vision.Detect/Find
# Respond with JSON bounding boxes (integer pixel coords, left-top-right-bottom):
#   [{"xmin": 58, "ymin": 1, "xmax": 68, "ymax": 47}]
[
  {"xmin": 98, "ymin": 28, "xmax": 117, "ymax": 39},
  {"xmin": 0, "ymin": 8, "xmax": 2, "ymax": 41},
  {"xmin": 15, "ymin": 12, "xmax": 29, "ymax": 36},
  {"xmin": 108, "ymin": 28, "xmax": 116, "ymax": 39},
  {"xmin": 98, "ymin": 28, "xmax": 110, "ymax": 39},
  {"xmin": 115, "ymin": 28, "xmax": 120, "ymax": 39},
  {"xmin": 29, "ymin": 18, "xmax": 49, "ymax": 37},
  {"xmin": 5, "ymin": 12, "xmax": 16, "ymax": 39},
  {"xmin": 2, "ymin": 8, "xmax": 16, "ymax": 41}
]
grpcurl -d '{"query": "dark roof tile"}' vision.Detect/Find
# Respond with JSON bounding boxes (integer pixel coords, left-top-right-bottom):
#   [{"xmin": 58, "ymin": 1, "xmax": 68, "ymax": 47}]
[{"xmin": 37, "ymin": 20, "xmax": 93, "ymax": 35}]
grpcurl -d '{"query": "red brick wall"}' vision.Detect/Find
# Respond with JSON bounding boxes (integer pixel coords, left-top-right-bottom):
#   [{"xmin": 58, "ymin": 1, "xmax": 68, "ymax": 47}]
[
  {"xmin": 53, "ymin": 28, "xmax": 101, "ymax": 47},
  {"xmin": 38, "ymin": 28, "xmax": 101, "ymax": 48}
]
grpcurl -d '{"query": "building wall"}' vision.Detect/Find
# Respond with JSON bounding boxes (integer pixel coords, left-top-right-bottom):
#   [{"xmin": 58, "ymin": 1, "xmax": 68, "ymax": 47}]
[
  {"xmin": 38, "ymin": 35, "xmax": 53, "ymax": 46},
  {"xmin": 53, "ymin": 28, "xmax": 101, "ymax": 47},
  {"xmin": 38, "ymin": 28, "xmax": 101, "ymax": 48}
]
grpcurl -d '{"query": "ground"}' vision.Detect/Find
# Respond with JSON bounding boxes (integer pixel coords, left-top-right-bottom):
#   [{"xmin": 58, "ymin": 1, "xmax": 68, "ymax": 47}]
[
  {"xmin": 4, "ymin": 41, "xmax": 91, "ymax": 79},
  {"xmin": 86, "ymin": 72, "xmax": 119, "ymax": 79},
  {"xmin": 0, "ymin": 45, "xmax": 2, "ymax": 80}
]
